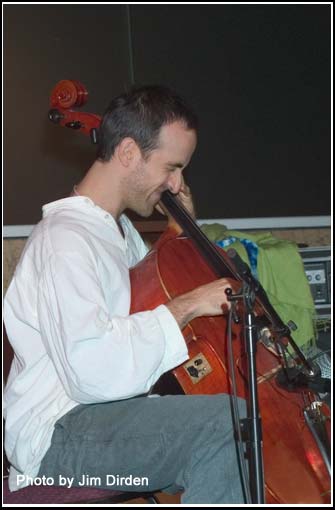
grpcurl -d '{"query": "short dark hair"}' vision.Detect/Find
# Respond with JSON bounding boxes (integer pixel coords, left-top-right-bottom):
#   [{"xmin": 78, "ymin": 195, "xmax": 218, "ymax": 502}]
[{"xmin": 97, "ymin": 85, "xmax": 198, "ymax": 161}]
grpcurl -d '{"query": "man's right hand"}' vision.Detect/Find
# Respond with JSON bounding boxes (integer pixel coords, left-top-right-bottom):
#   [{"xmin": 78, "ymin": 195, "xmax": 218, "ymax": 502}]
[{"xmin": 166, "ymin": 278, "xmax": 234, "ymax": 330}]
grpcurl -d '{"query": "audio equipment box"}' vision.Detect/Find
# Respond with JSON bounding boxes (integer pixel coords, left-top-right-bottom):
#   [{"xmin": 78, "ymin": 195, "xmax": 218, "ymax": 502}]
[{"xmin": 299, "ymin": 246, "xmax": 331, "ymax": 319}]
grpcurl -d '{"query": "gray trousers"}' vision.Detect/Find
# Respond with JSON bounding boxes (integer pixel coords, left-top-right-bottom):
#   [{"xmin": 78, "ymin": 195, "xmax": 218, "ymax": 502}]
[{"xmin": 38, "ymin": 394, "xmax": 246, "ymax": 504}]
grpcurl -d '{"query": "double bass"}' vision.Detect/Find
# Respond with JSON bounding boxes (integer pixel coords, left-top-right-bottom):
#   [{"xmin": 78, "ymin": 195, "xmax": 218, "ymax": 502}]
[{"xmin": 48, "ymin": 80, "xmax": 331, "ymax": 504}]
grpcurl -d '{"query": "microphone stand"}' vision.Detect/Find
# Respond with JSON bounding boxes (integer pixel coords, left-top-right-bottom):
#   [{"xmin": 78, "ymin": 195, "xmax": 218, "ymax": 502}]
[
  {"xmin": 225, "ymin": 248, "xmax": 330, "ymax": 487},
  {"xmin": 225, "ymin": 248, "xmax": 325, "ymax": 392},
  {"xmin": 228, "ymin": 280, "xmax": 265, "ymax": 504}
]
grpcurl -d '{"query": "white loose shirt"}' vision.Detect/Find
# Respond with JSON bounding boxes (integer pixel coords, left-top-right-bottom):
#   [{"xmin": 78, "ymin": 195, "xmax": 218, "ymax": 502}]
[{"xmin": 3, "ymin": 196, "xmax": 189, "ymax": 491}]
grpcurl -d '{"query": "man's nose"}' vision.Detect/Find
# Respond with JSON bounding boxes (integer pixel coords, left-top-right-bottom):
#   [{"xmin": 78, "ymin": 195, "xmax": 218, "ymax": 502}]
[{"xmin": 167, "ymin": 170, "xmax": 182, "ymax": 194}]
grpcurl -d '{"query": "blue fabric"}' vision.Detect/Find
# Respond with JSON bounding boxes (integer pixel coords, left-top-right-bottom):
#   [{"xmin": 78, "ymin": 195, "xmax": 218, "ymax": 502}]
[{"xmin": 217, "ymin": 237, "xmax": 259, "ymax": 279}]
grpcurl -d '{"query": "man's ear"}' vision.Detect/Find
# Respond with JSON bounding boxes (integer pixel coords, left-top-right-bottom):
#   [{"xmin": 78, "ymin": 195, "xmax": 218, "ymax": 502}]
[{"xmin": 116, "ymin": 138, "xmax": 141, "ymax": 167}]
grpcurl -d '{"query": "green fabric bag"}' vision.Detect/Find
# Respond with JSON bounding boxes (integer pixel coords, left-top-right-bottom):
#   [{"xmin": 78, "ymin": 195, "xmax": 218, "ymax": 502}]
[{"xmin": 201, "ymin": 223, "xmax": 316, "ymax": 352}]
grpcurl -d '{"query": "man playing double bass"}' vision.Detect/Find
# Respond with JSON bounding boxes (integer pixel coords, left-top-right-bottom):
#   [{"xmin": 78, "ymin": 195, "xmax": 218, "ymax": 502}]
[{"xmin": 3, "ymin": 85, "xmax": 247, "ymax": 503}]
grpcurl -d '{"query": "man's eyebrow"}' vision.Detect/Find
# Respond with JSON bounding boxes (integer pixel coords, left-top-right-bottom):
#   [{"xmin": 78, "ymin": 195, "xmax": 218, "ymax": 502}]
[{"xmin": 166, "ymin": 162, "xmax": 184, "ymax": 168}]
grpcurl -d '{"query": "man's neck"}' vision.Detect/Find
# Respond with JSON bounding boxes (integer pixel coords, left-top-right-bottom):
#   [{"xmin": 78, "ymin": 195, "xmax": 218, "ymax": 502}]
[{"xmin": 74, "ymin": 159, "xmax": 125, "ymax": 219}]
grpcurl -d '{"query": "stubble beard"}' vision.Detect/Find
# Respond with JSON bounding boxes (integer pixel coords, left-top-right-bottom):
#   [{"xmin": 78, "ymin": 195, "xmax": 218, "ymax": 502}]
[
  {"xmin": 124, "ymin": 167, "xmax": 155, "ymax": 218},
  {"xmin": 127, "ymin": 159, "xmax": 165, "ymax": 217}
]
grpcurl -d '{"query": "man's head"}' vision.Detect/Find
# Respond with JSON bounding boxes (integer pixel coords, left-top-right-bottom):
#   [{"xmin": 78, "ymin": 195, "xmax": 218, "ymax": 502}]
[
  {"xmin": 91, "ymin": 86, "xmax": 198, "ymax": 218},
  {"xmin": 97, "ymin": 85, "xmax": 198, "ymax": 162},
  {"xmin": 122, "ymin": 119, "xmax": 197, "ymax": 217}
]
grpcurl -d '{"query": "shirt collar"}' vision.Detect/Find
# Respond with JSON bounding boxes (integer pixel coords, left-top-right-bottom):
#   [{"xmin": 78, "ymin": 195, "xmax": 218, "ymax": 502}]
[{"xmin": 42, "ymin": 196, "xmax": 127, "ymax": 238}]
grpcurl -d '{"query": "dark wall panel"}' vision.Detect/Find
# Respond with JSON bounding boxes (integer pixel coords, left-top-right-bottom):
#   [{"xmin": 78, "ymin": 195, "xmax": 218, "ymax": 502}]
[
  {"xmin": 130, "ymin": 5, "xmax": 331, "ymax": 218},
  {"xmin": 4, "ymin": 5, "xmax": 331, "ymax": 224},
  {"xmin": 4, "ymin": 5, "xmax": 131, "ymax": 224}
]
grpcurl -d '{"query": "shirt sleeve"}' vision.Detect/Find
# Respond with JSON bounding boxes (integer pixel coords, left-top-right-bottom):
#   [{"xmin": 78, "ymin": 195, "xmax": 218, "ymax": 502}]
[{"xmin": 38, "ymin": 250, "xmax": 189, "ymax": 404}]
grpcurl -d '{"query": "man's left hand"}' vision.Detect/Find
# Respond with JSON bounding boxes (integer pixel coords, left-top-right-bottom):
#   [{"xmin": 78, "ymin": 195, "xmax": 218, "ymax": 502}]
[
  {"xmin": 176, "ymin": 178, "xmax": 196, "ymax": 218},
  {"xmin": 156, "ymin": 177, "xmax": 196, "ymax": 223}
]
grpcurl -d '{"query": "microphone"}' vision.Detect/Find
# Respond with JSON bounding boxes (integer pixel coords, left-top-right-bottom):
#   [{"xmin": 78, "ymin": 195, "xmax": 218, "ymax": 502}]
[{"xmin": 276, "ymin": 360, "xmax": 330, "ymax": 393}]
